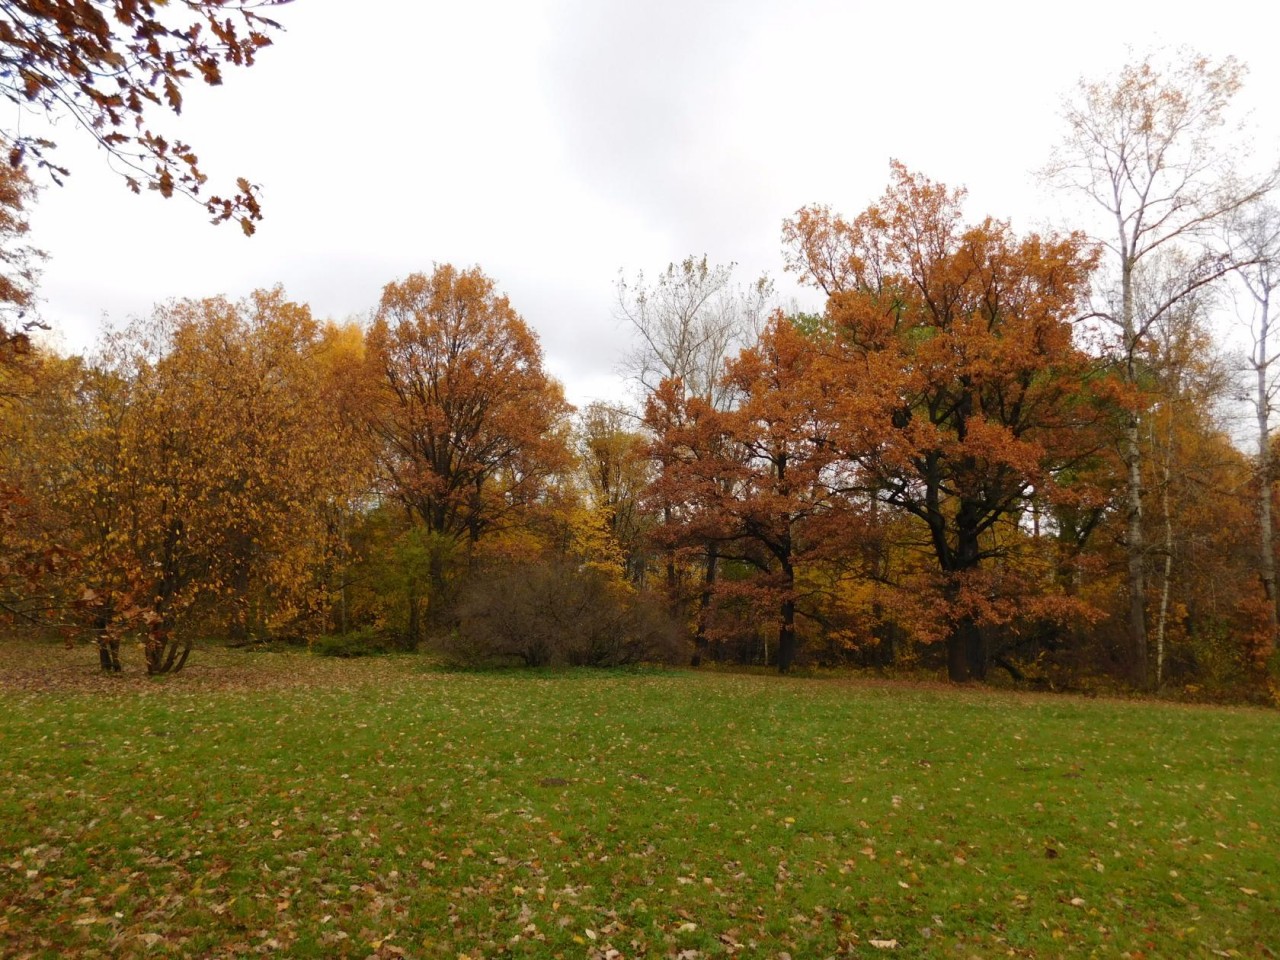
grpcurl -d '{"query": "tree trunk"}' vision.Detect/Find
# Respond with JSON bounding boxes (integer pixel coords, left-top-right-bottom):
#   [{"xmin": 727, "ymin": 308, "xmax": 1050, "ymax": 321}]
[
  {"xmin": 945, "ymin": 507, "xmax": 986, "ymax": 682},
  {"xmin": 1154, "ymin": 435, "xmax": 1174, "ymax": 691},
  {"xmin": 228, "ymin": 546, "xmax": 252, "ymax": 644},
  {"xmin": 1121, "ymin": 260, "xmax": 1149, "ymax": 689},
  {"xmin": 776, "ymin": 595, "xmax": 797, "ymax": 674},
  {"xmin": 144, "ymin": 616, "xmax": 191, "ymax": 675},
  {"xmin": 95, "ymin": 610, "xmax": 121, "ymax": 673},
  {"xmin": 947, "ymin": 615, "xmax": 986, "ymax": 682},
  {"xmin": 662, "ymin": 504, "xmax": 680, "ymax": 619},
  {"xmin": 691, "ymin": 544, "xmax": 718, "ymax": 666},
  {"xmin": 1125, "ymin": 416, "xmax": 1149, "ymax": 688},
  {"xmin": 97, "ymin": 637, "xmax": 121, "ymax": 672},
  {"xmin": 407, "ymin": 574, "xmax": 423, "ymax": 650},
  {"xmin": 1255, "ymin": 291, "xmax": 1279, "ymax": 678}
]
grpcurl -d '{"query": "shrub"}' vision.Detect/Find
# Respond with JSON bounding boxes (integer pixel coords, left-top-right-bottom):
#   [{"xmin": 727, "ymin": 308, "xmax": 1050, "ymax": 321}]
[
  {"xmin": 310, "ymin": 627, "xmax": 397, "ymax": 658},
  {"xmin": 448, "ymin": 561, "xmax": 683, "ymax": 667}
]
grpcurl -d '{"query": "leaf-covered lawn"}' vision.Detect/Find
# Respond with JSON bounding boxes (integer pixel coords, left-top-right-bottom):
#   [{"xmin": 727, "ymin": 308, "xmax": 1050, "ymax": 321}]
[{"xmin": 0, "ymin": 643, "xmax": 1276, "ymax": 958}]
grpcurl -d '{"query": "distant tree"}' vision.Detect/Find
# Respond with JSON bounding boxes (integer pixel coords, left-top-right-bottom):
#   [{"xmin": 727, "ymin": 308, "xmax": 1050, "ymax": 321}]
[
  {"xmin": 1223, "ymin": 200, "xmax": 1280, "ymax": 678},
  {"xmin": 0, "ymin": 0, "xmax": 288, "ymax": 233},
  {"xmin": 1132, "ymin": 260, "xmax": 1229, "ymax": 687},
  {"xmin": 367, "ymin": 265, "xmax": 573, "ymax": 596},
  {"xmin": 645, "ymin": 315, "xmax": 866, "ymax": 673},
  {"xmin": 618, "ymin": 255, "xmax": 770, "ymax": 409},
  {"xmin": 576, "ymin": 401, "xmax": 652, "ymax": 582},
  {"xmin": 1044, "ymin": 49, "xmax": 1277, "ymax": 687},
  {"xmin": 617, "ymin": 256, "xmax": 771, "ymax": 655}
]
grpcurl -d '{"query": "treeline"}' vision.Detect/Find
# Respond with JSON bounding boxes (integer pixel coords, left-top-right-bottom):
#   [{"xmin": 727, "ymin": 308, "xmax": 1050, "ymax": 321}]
[{"xmin": 1, "ymin": 52, "xmax": 1278, "ymax": 698}]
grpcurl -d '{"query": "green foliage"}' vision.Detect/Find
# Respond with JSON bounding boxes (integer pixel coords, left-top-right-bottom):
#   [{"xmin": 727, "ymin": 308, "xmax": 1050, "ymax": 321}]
[
  {"xmin": 337, "ymin": 511, "xmax": 457, "ymax": 649},
  {"xmin": 309, "ymin": 627, "xmax": 398, "ymax": 659},
  {"xmin": 786, "ymin": 310, "xmax": 830, "ymax": 339}
]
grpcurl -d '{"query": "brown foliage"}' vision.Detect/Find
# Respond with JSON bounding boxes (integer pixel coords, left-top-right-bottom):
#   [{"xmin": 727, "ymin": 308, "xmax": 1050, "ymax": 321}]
[
  {"xmin": 0, "ymin": 162, "xmax": 40, "ymax": 349},
  {"xmin": 645, "ymin": 315, "xmax": 875, "ymax": 672},
  {"xmin": 0, "ymin": 163, "xmax": 51, "ymax": 627},
  {"xmin": 451, "ymin": 561, "xmax": 682, "ymax": 668},
  {"xmin": 783, "ymin": 163, "xmax": 1113, "ymax": 680},
  {"xmin": 367, "ymin": 265, "xmax": 573, "ymax": 584},
  {"xmin": 0, "ymin": 0, "xmax": 288, "ymax": 233},
  {"xmin": 4, "ymin": 289, "xmax": 368, "ymax": 672}
]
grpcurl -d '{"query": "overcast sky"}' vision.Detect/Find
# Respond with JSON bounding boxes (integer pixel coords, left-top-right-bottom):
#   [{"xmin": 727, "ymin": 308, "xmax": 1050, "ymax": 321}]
[{"xmin": 23, "ymin": 0, "xmax": 1280, "ymax": 409}]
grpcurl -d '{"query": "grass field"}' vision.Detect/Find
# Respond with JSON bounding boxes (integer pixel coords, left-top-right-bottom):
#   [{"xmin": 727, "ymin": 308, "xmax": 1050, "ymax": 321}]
[{"xmin": 0, "ymin": 642, "xmax": 1276, "ymax": 959}]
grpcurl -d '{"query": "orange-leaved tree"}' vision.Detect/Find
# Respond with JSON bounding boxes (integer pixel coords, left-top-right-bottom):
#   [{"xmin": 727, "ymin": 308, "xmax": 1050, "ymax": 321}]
[
  {"xmin": 645, "ymin": 314, "xmax": 875, "ymax": 672},
  {"xmin": 0, "ymin": 161, "xmax": 47, "ymax": 629},
  {"xmin": 785, "ymin": 163, "xmax": 1114, "ymax": 682},
  {"xmin": 366, "ymin": 264, "xmax": 573, "ymax": 600}
]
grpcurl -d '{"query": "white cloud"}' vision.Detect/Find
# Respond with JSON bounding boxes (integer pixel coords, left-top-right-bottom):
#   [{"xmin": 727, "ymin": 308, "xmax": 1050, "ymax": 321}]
[{"xmin": 22, "ymin": 0, "xmax": 1280, "ymax": 409}]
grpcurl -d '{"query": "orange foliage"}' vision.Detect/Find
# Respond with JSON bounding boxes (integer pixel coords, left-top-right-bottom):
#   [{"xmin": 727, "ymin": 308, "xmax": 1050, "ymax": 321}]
[
  {"xmin": 367, "ymin": 264, "xmax": 574, "ymax": 588},
  {"xmin": 784, "ymin": 163, "xmax": 1113, "ymax": 680},
  {"xmin": 0, "ymin": 0, "xmax": 287, "ymax": 232}
]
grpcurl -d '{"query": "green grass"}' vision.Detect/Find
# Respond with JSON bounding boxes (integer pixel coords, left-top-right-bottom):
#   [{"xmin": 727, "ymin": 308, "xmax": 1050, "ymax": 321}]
[{"xmin": 0, "ymin": 644, "xmax": 1277, "ymax": 958}]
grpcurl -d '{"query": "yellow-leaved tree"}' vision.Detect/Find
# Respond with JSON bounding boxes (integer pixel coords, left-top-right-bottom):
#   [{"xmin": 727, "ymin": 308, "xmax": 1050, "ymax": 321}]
[{"xmin": 18, "ymin": 288, "xmax": 368, "ymax": 672}]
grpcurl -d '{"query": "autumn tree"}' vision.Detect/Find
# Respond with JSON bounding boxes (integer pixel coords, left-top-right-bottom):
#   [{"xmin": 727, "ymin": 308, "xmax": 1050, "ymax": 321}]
[
  {"xmin": 618, "ymin": 255, "xmax": 770, "ymax": 408},
  {"xmin": 0, "ymin": 161, "xmax": 48, "ymax": 631},
  {"xmin": 646, "ymin": 315, "xmax": 868, "ymax": 672},
  {"xmin": 576, "ymin": 401, "xmax": 652, "ymax": 583},
  {"xmin": 618, "ymin": 256, "xmax": 771, "ymax": 654},
  {"xmin": 0, "ymin": 352, "xmax": 72, "ymax": 633},
  {"xmin": 309, "ymin": 318, "xmax": 381, "ymax": 636},
  {"xmin": 0, "ymin": 0, "xmax": 288, "ymax": 233},
  {"xmin": 367, "ymin": 264, "xmax": 573, "ymax": 601},
  {"xmin": 1044, "ymin": 49, "xmax": 1276, "ymax": 687},
  {"xmin": 19, "ymin": 289, "xmax": 360, "ymax": 672},
  {"xmin": 1132, "ymin": 261, "xmax": 1230, "ymax": 686},
  {"xmin": 785, "ymin": 163, "xmax": 1108, "ymax": 682}
]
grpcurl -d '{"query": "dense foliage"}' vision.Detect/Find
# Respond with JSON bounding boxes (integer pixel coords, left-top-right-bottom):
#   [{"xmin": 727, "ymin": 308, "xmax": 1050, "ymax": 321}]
[{"xmin": 0, "ymin": 46, "xmax": 1277, "ymax": 699}]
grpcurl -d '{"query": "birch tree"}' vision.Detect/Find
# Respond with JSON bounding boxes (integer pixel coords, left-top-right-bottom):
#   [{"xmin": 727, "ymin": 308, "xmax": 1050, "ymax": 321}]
[
  {"xmin": 1044, "ymin": 49, "xmax": 1276, "ymax": 688},
  {"xmin": 1135, "ymin": 260, "xmax": 1224, "ymax": 688},
  {"xmin": 618, "ymin": 256, "xmax": 770, "ymax": 411},
  {"xmin": 1226, "ymin": 200, "xmax": 1280, "ymax": 672}
]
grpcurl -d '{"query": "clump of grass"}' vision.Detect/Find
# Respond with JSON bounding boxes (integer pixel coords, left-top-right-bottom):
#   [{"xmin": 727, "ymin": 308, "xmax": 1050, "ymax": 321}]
[
  {"xmin": 0, "ymin": 646, "xmax": 1276, "ymax": 958},
  {"xmin": 309, "ymin": 627, "xmax": 400, "ymax": 658}
]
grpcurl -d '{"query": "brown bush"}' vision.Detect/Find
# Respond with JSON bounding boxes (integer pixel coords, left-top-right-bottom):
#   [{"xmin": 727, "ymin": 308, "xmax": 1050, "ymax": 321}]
[{"xmin": 447, "ymin": 562, "xmax": 684, "ymax": 667}]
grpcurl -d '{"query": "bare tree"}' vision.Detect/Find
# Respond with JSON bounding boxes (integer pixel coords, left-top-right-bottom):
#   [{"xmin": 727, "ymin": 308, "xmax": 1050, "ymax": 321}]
[
  {"xmin": 1044, "ymin": 48, "xmax": 1277, "ymax": 688},
  {"xmin": 618, "ymin": 255, "xmax": 771, "ymax": 411},
  {"xmin": 617, "ymin": 256, "xmax": 772, "ymax": 663},
  {"xmin": 1226, "ymin": 200, "xmax": 1280, "ymax": 670}
]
